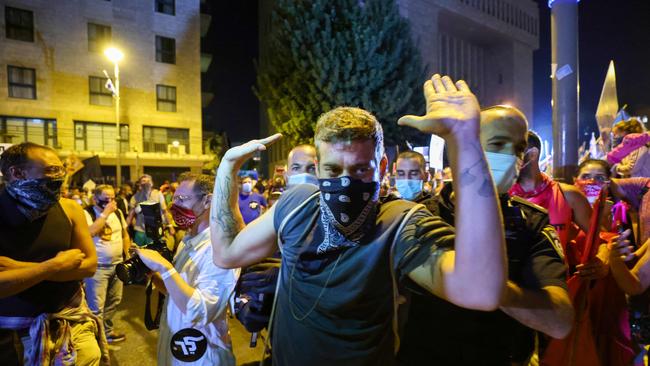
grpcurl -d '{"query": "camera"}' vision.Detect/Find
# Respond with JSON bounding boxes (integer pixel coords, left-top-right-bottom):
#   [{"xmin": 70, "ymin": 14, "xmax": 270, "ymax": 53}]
[{"xmin": 116, "ymin": 201, "xmax": 172, "ymax": 284}]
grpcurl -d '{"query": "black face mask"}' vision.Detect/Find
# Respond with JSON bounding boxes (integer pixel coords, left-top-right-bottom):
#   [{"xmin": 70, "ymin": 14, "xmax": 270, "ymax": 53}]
[
  {"xmin": 96, "ymin": 199, "xmax": 109, "ymax": 209},
  {"xmin": 6, "ymin": 177, "xmax": 64, "ymax": 221},
  {"xmin": 317, "ymin": 176, "xmax": 379, "ymax": 254}
]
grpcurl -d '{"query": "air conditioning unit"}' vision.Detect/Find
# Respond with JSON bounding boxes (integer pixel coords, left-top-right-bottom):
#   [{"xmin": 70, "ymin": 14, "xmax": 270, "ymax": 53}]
[{"xmin": 167, "ymin": 144, "xmax": 186, "ymax": 155}]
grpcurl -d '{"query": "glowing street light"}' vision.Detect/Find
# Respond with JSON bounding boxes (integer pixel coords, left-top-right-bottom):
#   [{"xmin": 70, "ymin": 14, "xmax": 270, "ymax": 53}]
[
  {"xmin": 104, "ymin": 46, "xmax": 124, "ymax": 186},
  {"xmin": 104, "ymin": 47, "xmax": 124, "ymax": 63}
]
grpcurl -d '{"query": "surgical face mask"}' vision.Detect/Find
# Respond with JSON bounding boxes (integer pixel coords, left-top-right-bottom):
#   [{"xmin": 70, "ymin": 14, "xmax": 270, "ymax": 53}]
[
  {"xmin": 485, "ymin": 152, "xmax": 519, "ymax": 194},
  {"xmin": 395, "ymin": 179, "xmax": 423, "ymax": 201},
  {"xmin": 6, "ymin": 177, "xmax": 64, "ymax": 220},
  {"xmin": 287, "ymin": 173, "xmax": 319, "ymax": 187},
  {"xmin": 241, "ymin": 182, "xmax": 253, "ymax": 193}
]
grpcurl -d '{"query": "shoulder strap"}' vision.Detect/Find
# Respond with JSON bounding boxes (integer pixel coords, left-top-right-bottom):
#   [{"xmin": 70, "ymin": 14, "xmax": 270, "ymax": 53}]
[
  {"xmin": 261, "ymin": 191, "xmax": 320, "ymax": 363},
  {"xmin": 85, "ymin": 206, "xmax": 97, "ymax": 221},
  {"xmin": 115, "ymin": 208, "xmax": 125, "ymax": 230},
  {"xmin": 276, "ymin": 192, "xmax": 320, "ymax": 254},
  {"xmin": 389, "ymin": 203, "xmax": 425, "ymax": 354}
]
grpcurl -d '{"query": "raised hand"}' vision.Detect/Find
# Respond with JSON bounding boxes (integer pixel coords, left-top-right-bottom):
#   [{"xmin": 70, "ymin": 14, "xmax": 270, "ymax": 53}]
[
  {"xmin": 398, "ymin": 74, "xmax": 480, "ymax": 139},
  {"xmin": 608, "ymin": 229, "xmax": 635, "ymax": 262},
  {"xmin": 222, "ymin": 134, "xmax": 282, "ymax": 169}
]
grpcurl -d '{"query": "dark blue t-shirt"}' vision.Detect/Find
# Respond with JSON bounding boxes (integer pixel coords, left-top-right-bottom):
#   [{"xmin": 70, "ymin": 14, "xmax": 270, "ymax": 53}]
[
  {"xmin": 271, "ymin": 184, "xmax": 453, "ymax": 366},
  {"xmin": 238, "ymin": 192, "xmax": 267, "ymax": 224}
]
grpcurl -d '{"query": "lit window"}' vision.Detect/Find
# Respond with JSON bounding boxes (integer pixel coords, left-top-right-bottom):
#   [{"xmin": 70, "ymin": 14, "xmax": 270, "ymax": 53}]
[
  {"xmin": 156, "ymin": 84, "xmax": 176, "ymax": 112},
  {"xmin": 0, "ymin": 117, "xmax": 56, "ymax": 147},
  {"xmin": 89, "ymin": 76, "xmax": 113, "ymax": 106},
  {"xmin": 7, "ymin": 66, "xmax": 36, "ymax": 99},
  {"xmin": 143, "ymin": 126, "xmax": 188, "ymax": 153},
  {"xmin": 74, "ymin": 121, "xmax": 128, "ymax": 152}
]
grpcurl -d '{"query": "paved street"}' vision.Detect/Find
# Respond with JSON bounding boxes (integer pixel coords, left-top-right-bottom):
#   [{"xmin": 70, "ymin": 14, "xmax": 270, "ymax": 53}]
[{"xmin": 108, "ymin": 284, "xmax": 265, "ymax": 365}]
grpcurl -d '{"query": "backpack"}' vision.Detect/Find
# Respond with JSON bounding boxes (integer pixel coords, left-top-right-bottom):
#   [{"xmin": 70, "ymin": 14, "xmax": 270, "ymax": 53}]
[{"xmin": 85, "ymin": 205, "xmax": 125, "ymax": 230}]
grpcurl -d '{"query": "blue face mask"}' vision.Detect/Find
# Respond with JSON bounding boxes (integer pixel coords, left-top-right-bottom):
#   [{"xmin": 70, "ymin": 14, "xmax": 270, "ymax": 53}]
[
  {"xmin": 6, "ymin": 177, "xmax": 64, "ymax": 220},
  {"xmin": 395, "ymin": 179, "xmax": 423, "ymax": 201},
  {"xmin": 485, "ymin": 152, "xmax": 518, "ymax": 194},
  {"xmin": 287, "ymin": 173, "xmax": 318, "ymax": 187}
]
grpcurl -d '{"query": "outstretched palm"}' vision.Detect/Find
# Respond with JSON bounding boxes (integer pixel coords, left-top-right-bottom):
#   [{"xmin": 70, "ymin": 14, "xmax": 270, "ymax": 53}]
[
  {"xmin": 398, "ymin": 74, "xmax": 480, "ymax": 138},
  {"xmin": 222, "ymin": 133, "xmax": 283, "ymax": 167}
]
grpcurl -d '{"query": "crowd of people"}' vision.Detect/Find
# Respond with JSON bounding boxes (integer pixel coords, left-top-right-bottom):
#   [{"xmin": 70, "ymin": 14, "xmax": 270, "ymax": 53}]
[{"xmin": 0, "ymin": 74, "xmax": 649, "ymax": 365}]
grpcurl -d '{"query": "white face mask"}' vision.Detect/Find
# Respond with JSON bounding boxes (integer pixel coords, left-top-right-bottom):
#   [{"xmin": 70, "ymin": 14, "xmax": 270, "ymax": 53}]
[
  {"xmin": 242, "ymin": 182, "xmax": 253, "ymax": 193},
  {"xmin": 287, "ymin": 173, "xmax": 319, "ymax": 187},
  {"xmin": 395, "ymin": 179, "xmax": 423, "ymax": 201},
  {"xmin": 485, "ymin": 152, "xmax": 519, "ymax": 194}
]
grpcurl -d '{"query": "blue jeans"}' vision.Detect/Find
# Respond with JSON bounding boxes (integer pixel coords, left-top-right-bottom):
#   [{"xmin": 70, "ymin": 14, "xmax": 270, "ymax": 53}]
[{"xmin": 84, "ymin": 264, "xmax": 123, "ymax": 334}]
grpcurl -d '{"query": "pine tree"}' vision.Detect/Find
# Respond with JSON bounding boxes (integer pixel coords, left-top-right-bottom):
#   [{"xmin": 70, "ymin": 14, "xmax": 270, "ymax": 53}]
[{"xmin": 256, "ymin": 0, "xmax": 426, "ymax": 148}]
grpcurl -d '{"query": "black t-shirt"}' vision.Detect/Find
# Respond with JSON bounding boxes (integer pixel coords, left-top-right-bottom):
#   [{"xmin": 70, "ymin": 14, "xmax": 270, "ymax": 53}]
[
  {"xmin": 271, "ymin": 184, "xmax": 453, "ymax": 366},
  {"xmin": 398, "ymin": 185, "xmax": 567, "ymax": 366},
  {"xmin": 0, "ymin": 189, "xmax": 79, "ymax": 317}
]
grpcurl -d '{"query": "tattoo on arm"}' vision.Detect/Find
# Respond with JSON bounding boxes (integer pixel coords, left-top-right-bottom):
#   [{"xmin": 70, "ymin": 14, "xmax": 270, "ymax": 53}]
[
  {"xmin": 457, "ymin": 141, "xmax": 493, "ymax": 197},
  {"xmin": 211, "ymin": 174, "xmax": 241, "ymax": 241}
]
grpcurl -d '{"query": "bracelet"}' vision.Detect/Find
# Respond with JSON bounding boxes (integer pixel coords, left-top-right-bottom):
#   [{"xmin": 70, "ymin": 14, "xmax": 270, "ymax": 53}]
[
  {"xmin": 99, "ymin": 213, "xmax": 108, "ymax": 219},
  {"xmin": 161, "ymin": 268, "xmax": 177, "ymax": 281}
]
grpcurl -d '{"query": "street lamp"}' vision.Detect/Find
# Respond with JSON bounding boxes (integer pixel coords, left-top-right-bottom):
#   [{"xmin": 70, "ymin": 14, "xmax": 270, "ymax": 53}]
[{"xmin": 104, "ymin": 47, "xmax": 124, "ymax": 186}]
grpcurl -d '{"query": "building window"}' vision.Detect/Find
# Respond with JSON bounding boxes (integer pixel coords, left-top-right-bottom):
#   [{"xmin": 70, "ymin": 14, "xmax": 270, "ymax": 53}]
[
  {"xmin": 155, "ymin": 0, "xmax": 175, "ymax": 15},
  {"xmin": 89, "ymin": 76, "xmax": 113, "ymax": 106},
  {"xmin": 156, "ymin": 84, "xmax": 176, "ymax": 112},
  {"xmin": 5, "ymin": 6, "xmax": 34, "ymax": 42},
  {"xmin": 87, "ymin": 23, "xmax": 111, "ymax": 52},
  {"xmin": 0, "ymin": 117, "xmax": 57, "ymax": 147},
  {"xmin": 143, "ymin": 126, "xmax": 188, "ymax": 153},
  {"xmin": 75, "ymin": 121, "xmax": 129, "ymax": 153},
  {"xmin": 155, "ymin": 36, "xmax": 176, "ymax": 64},
  {"xmin": 7, "ymin": 66, "xmax": 36, "ymax": 99}
]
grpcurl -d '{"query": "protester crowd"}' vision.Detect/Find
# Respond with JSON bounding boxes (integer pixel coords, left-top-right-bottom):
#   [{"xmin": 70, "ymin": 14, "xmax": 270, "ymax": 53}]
[{"xmin": 0, "ymin": 74, "xmax": 649, "ymax": 366}]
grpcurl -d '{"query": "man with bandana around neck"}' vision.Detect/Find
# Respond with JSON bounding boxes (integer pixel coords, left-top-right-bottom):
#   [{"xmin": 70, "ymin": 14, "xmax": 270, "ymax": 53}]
[
  {"xmin": 509, "ymin": 131, "xmax": 592, "ymax": 252},
  {"xmin": 210, "ymin": 74, "xmax": 507, "ymax": 365},
  {"xmin": 398, "ymin": 105, "xmax": 573, "ymax": 366},
  {"xmin": 0, "ymin": 142, "xmax": 105, "ymax": 365},
  {"xmin": 83, "ymin": 184, "xmax": 131, "ymax": 344},
  {"xmin": 136, "ymin": 172, "xmax": 238, "ymax": 365}
]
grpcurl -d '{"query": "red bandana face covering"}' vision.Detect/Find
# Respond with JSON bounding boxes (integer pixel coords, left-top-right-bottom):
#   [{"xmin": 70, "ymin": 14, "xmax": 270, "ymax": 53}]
[
  {"xmin": 170, "ymin": 204, "xmax": 197, "ymax": 229},
  {"xmin": 574, "ymin": 179, "xmax": 605, "ymax": 205}
]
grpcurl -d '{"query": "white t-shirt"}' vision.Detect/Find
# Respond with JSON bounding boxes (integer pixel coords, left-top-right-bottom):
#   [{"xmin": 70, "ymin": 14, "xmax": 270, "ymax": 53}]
[
  {"xmin": 84, "ymin": 207, "xmax": 127, "ymax": 265},
  {"xmin": 158, "ymin": 227, "xmax": 238, "ymax": 365}
]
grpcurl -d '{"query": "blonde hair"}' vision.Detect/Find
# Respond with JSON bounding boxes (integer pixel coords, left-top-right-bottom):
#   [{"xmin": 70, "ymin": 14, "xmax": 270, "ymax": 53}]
[{"xmin": 314, "ymin": 107, "xmax": 384, "ymax": 160}]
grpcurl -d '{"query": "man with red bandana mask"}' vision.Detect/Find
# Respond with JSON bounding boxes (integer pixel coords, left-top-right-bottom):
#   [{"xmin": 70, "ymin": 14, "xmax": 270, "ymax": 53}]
[{"xmin": 136, "ymin": 172, "xmax": 238, "ymax": 365}]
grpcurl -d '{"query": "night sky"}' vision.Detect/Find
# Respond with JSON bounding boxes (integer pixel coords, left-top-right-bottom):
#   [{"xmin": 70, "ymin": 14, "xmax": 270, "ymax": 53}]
[
  {"xmin": 532, "ymin": 0, "xmax": 650, "ymax": 144},
  {"xmin": 204, "ymin": 1, "xmax": 650, "ymax": 146}
]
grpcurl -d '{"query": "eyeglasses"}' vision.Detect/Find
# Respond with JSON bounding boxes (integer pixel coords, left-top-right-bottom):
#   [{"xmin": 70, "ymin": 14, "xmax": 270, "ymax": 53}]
[
  {"xmin": 172, "ymin": 194, "xmax": 205, "ymax": 204},
  {"xmin": 18, "ymin": 164, "xmax": 66, "ymax": 178}
]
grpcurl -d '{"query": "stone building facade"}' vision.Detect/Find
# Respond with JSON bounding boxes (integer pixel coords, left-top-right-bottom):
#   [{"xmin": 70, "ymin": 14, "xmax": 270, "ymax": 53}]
[{"xmin": 0, "ymin": 0, "xmax": 209, "ymax": 184}]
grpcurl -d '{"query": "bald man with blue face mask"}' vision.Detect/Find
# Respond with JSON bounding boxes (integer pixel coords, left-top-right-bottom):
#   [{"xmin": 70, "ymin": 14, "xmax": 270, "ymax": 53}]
[
  {"xmin": 398, "ymin": 105, "xmax": 573, "ymax": 366},
  {"xmin": 394, "ymin": 151, "xmax": 429, "ymax": 201}
]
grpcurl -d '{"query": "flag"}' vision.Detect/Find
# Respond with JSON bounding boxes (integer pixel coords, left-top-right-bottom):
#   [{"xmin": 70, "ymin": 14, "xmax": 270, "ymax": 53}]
[{"xmin": 595, "ymin": 61, "xmax": 619, "ymax": 145}]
